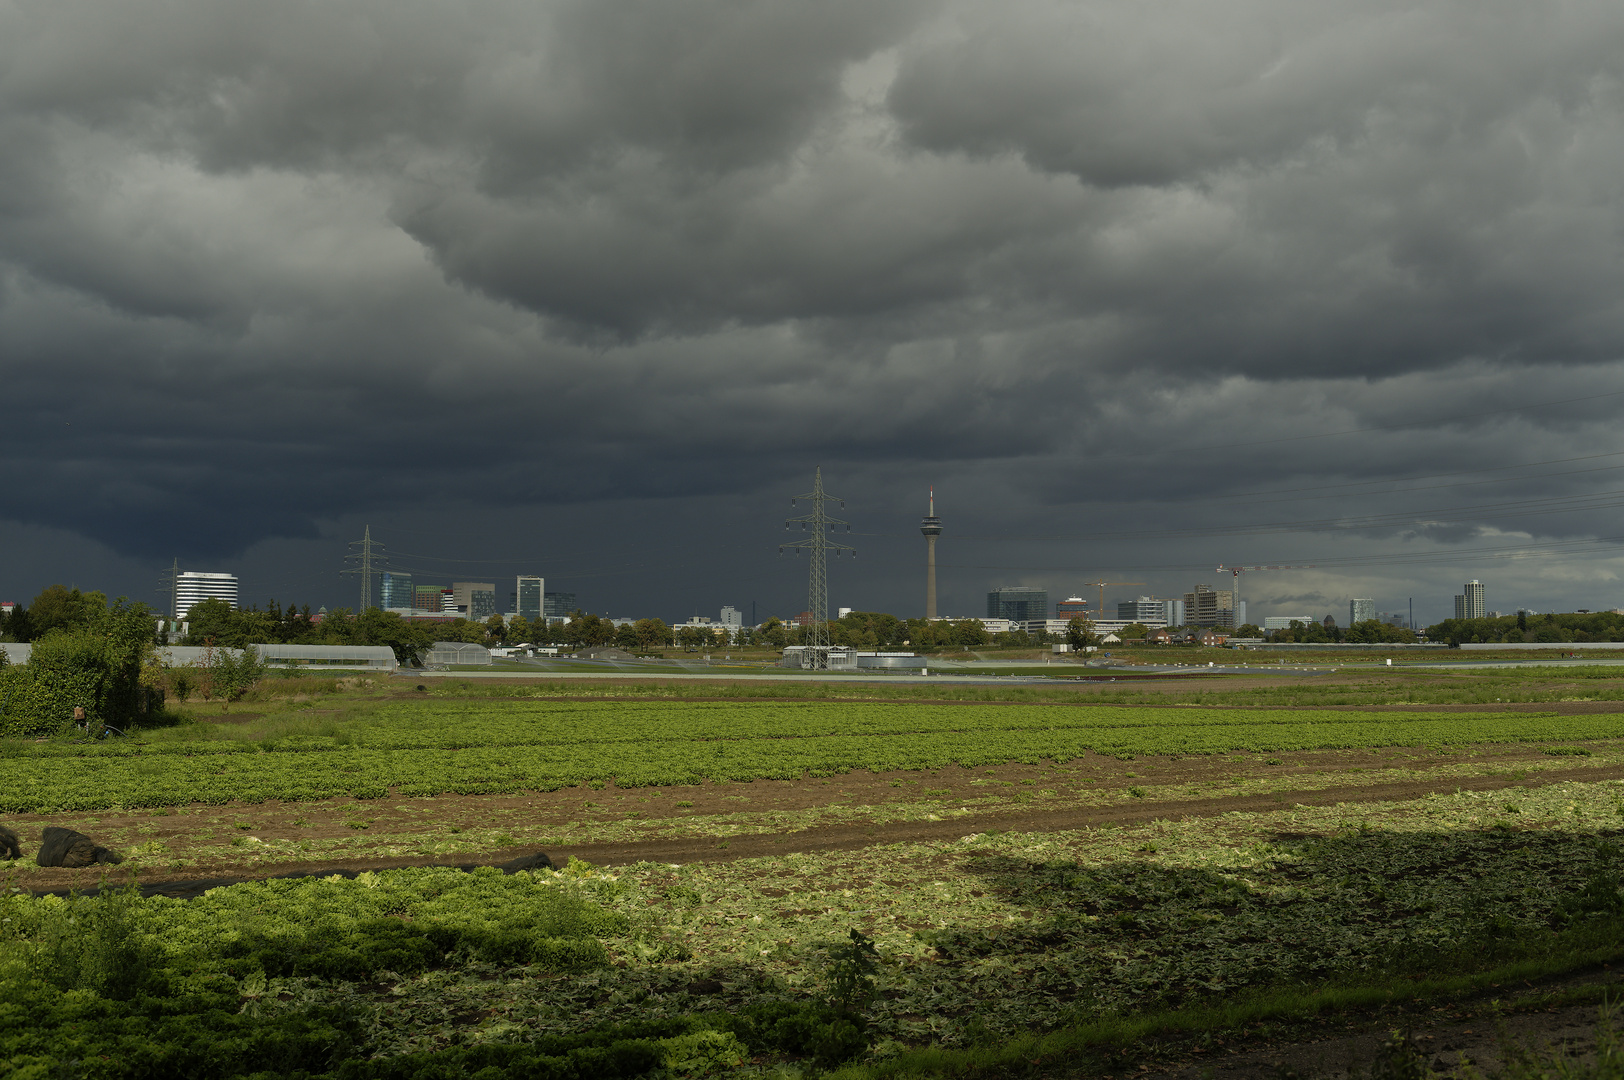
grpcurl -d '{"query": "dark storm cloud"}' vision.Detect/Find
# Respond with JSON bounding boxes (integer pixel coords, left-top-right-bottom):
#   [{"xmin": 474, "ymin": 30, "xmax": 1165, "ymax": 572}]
[{"xmin": 2, "ymin": 0, "xmax": 1624, "ymax": 620}]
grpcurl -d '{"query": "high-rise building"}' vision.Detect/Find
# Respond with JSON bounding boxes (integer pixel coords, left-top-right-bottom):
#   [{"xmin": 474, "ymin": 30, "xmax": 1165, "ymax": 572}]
[
  {"xmin": 1117, "ymin": 596, "xmax": 1184, "ymax": 625},
  {"xmin": 412, "ymin": 585, "xmax": 443, "ymax": 612},
  {"xmin": 380, "ymin": 572, "xmax": 413, "ymax": 610},
  {"xmin": 720, "ymin": 605, "xmax": 743, "ymax": 630},
  {"xmin": 1349, "ymin": 598, "xmax": 1375, "ymax": 625},
  {"xmin": 453, "ymin": 582, "xmax": 497, "ymax": 621},
  {"xmin": 1057, "ymin": 596, "xmax": 1092, "ymax": 619},
  {"xmin": 516, "ymin": 575, "xmax": 544, "ymax": 621},
  {"xmin": 174, "ymin": 572, "xmax": 239, "ymax": 619},
  {"xmin": 1454, "ymin": 580, "xmax": 1485, "ymax": 620},
  {"xmin": 544, "ymin": 591, "xmax": 577, "ymax": 619},
  {"xmin": 920, "ymin": 488, "xmax": 942, "ymax": 619},
  {"xmin": 1184, "ymin": 584, "xmax": 1236, "ymax": 628},
  {"xmin": 987, "ymin": 586, "xmax": 1048, "ymax": 622}
]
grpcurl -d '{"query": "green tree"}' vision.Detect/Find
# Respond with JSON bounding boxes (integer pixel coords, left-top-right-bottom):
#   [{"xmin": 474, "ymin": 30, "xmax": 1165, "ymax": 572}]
[
  {"xmin": 1066, "ymin": 615, "xmax": 1098, "ymax": 652},
  {"xmin": 4, "ymin": 598, "xmax": 160, "ymax": 735},
  {"xmin": 633, "ymin": 618, "xmax": 673, "ymax": 651},
  {"xmin": 760, "ymin": 617, "xmax": 788, "ymax": 649},
  {"xmin": 563, "ymin": 612, "xmax": 613, "ymax": 648},
  {"xmin": 1233, "ymin": 623, "xmax": 1262, "ymax": 637},
  {"xmin": 26, "ymin": 585, "xmax": 108, "ymax": 639},
  {"xmin": 1118, "ymin": 622, "xmax": 1150, "ymax": 639}
]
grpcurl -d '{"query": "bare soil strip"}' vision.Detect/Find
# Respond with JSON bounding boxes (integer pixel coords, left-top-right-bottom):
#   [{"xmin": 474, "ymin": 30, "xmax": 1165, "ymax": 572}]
[{"xmin": 22, "ymin": 759, "xmax": 1622, "ymax": 899}]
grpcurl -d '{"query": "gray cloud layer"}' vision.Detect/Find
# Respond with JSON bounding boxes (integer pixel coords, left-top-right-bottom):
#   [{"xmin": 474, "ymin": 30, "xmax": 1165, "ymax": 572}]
[{"xmin": 3, "ymin": 0, "xmax": 1624, "ymax": 621}]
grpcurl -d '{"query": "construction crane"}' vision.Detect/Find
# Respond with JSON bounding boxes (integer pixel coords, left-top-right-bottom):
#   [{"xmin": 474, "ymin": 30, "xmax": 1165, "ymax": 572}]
[
  {"xmin": 1214, "ymin": 565, "xmax": 1316, "ymax": 629},
  {"xmin": 1082, "ymin": 581, "xmax": 1145, "ymax": 621}
]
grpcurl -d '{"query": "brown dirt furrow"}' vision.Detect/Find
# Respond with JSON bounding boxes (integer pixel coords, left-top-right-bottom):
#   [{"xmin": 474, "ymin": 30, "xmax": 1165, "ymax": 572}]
[
  {"xmin": 26, "ymin": 761, "xmax": 1622, "ymax": 899},
  {"xmin": 547, "ymin": 760, "xmax": 1624, "ymax": 868}
]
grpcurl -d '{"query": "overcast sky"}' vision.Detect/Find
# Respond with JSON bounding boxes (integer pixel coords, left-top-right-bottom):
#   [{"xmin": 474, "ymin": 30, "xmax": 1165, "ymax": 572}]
[{"xmin": 4, "ymin": 0, "xmax": 1624, "ymax": 628}]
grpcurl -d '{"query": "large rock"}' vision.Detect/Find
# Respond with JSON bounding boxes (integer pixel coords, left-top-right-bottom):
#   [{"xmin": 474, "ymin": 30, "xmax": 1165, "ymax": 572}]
[
  {"xmin": 36, "ymin": 827, "xmax": 123, "ymax": 868},
  {"xmin": 0, "ymin": 825, "xmax": 18, "ymax": 860}
]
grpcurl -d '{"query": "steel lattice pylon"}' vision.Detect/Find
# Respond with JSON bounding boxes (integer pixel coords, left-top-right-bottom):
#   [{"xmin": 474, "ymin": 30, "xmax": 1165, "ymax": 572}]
[
  {"xmin": 781, "ymin": 467, "xmax": 854, "ymax": 669},
  {"xmin": 342, "ymin": 525, "xmax": 387, "ymax": 611}
]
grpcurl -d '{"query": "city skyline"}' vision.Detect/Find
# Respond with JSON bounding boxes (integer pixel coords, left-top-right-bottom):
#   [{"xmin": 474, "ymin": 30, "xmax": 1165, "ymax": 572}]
[{"xmin": 4, "ymin": 3, "xmax": 1624, "ymax": 627}]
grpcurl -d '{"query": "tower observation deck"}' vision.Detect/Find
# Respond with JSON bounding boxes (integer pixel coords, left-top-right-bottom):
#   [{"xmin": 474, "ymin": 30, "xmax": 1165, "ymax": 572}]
[{"xmin": 920, "ymin": 488, "xmax": 942, "ymax": 619}]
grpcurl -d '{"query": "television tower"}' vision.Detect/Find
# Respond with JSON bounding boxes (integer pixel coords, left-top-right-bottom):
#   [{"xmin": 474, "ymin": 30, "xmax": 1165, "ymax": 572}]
[
  {"xmin": 781, "ymin": 468, "xmax": 854, "ymax": 669},
  {"xmin": 920, "ymin": 487, "xmax": 942, "ymax": 619}
]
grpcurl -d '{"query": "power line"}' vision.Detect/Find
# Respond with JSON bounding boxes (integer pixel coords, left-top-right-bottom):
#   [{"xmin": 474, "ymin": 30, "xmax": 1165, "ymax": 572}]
[{"xmin": 781, "ymin": 467, "xmax": 854, "ymax": 670}]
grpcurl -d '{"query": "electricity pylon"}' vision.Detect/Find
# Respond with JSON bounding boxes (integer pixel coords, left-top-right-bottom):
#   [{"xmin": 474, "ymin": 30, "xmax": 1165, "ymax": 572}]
[
  {"xmin": 158, "ymin": 557, "xmax": 181, "ymax": 620},
  {"xmin": 343, "ymin": 526, "xmax": 387, "ymax": 611},
  {"xmin": 781, "ymin": 468, "xmax": 854, "ymax": 669}
]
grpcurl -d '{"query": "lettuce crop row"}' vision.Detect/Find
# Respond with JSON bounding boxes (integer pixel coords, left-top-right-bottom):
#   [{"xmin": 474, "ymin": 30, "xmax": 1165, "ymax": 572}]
[{"xmin": 0, "ymin": 700, "xmax": 1614, "ymax": 813}]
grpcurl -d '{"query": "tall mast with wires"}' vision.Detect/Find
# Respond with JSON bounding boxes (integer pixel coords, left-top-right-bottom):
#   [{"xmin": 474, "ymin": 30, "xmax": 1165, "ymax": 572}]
[
  {"xmin": 781, "ymin": 468, "xmax": 854, "ymax": 669},
  {"xmin": 342, "ymin": 526, "xmax": 386, "ymax": 611}
]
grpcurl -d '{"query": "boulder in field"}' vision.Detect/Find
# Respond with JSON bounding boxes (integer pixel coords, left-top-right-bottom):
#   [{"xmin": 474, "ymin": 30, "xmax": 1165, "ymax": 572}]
[{"xmin": 36, "ymin": 827, "xmax": 123, "ymax": 868}]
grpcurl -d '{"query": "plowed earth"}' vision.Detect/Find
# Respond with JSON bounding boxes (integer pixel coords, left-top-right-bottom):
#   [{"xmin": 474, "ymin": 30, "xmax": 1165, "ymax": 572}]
[{"xmin": 12, "ymin": 733, "xmax": 1622, "ymax": 895}]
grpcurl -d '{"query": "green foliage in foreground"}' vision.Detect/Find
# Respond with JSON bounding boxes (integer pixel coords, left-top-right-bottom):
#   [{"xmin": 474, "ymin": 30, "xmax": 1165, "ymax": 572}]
[
  {"xmin": 0, "ymin": 599, "xmax": 163, "ymax": 737},
  {"xmin": 3, "ymin": 698, "xmax": 1622, "ymax": 812},
  {"xmin": 0, "ymin": 866, "xmax": 864, "ymax": 1079}
]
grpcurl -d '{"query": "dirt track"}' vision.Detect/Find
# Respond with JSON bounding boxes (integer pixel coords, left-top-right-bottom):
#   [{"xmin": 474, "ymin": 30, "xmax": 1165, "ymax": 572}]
[{"xmin": 23, "ymin": 754, "xmax": 1623, "ymax": 899}]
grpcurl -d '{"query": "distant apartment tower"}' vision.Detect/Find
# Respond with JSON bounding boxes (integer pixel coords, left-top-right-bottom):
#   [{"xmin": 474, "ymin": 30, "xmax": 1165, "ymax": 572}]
[
  {"xmin": 988, "ymin": 586, "xmax": 1049, "ymax": 622},
  {"xmin": 543, "ymin": 591, "xmax": 577, "ymax": 619},
  {"xmin": 453, "ymin": 582, "xmax": 497, "ymax": 621},
  {"xmin": 1454, "ymin": 580, "xmax": 1486, "ymax": 620},
  {"xmin": 440, "ymin": 588, "xmax": 455, "ymax": 614},
  {"xmin": 720, "ymin": 605, "xmax": 743, "ymax": 631},
  {"xmin": 516, "ymin": 576, "xmax": 544, "ymax": 621},
  {"xmin": 412, "ymin": 585, "xmax": 444, "ymax": 612},
  {"xmin": 1349, "ymin": 598, "xmax": 1375, "ymax": 625},
  {"xmin": 1118, "ymin": 596, "xmax": 1184, "ymax": 625},
  {"xmin": 380, "ymin": 572, "xmax": 413, "ymax": 611},
  {"xmin": 174, "ymin": 572, "xmax": 238, "ymax": 619},
  {"xmin": 1057, "ymin": 596, "xmax": 1092, "ymax": 619},
  {"xmin": 1184, "ymin": 584, "xmax": 1236, "ymax": 628}
]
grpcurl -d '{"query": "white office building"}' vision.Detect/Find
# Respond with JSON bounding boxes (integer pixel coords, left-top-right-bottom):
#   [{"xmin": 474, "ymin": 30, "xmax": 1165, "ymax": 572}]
[
  {"xmin": 174, "ymin": 572, "xmax": 238, "ymax": 618},
  {"xmin": 1350, "ymin": 598, "xmax": 1376, "ymax": 625},
  {"xmin": 1263, "ymin": 616, "xmax": 1317, "ymax": 630},
  {"xmin": 720, "ymin": 605, "xmax": 744, "ymax": 630},
  {"xmin": 1454, "ymin": 580, "xmax": 1486, "ymax": 620}
]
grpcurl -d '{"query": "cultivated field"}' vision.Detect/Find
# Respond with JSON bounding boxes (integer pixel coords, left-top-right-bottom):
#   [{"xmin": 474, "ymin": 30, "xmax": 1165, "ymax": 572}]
[{"xmin": 6, "ymin": 666, "xmax": 1624, "ymax": 1078}]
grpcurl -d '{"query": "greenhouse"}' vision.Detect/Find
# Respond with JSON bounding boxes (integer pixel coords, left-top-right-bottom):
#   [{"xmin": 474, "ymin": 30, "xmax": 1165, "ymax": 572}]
[
  {"xmin": 423, "ymin": 641, "xmax": 492, "ymax": 666},
  {"xmin": 250, "ymin": 643, "xmax": 398, "ymax": 670}
]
